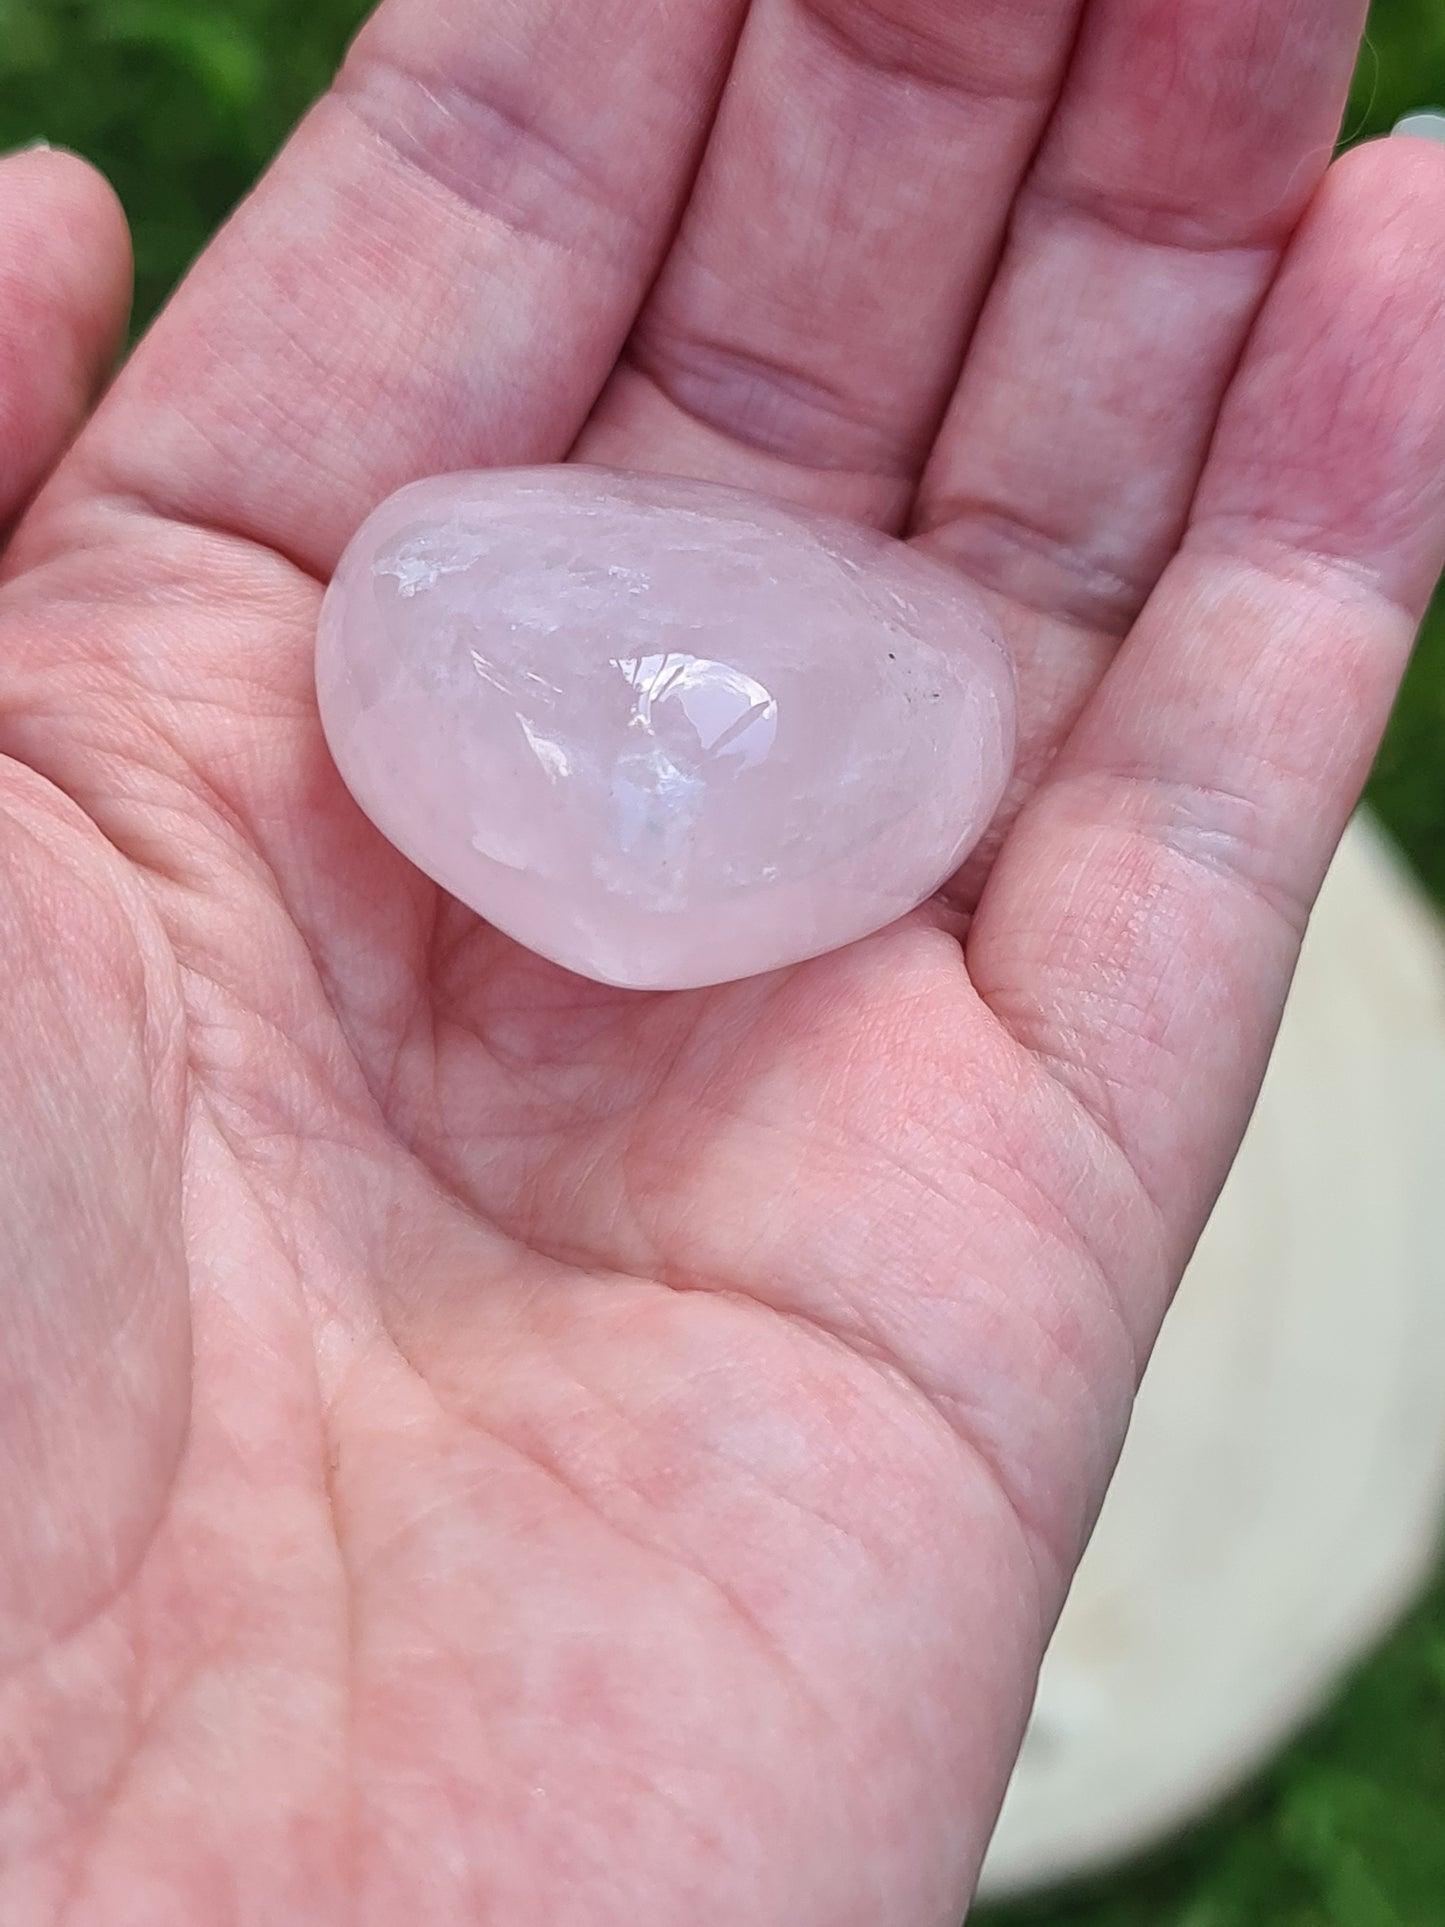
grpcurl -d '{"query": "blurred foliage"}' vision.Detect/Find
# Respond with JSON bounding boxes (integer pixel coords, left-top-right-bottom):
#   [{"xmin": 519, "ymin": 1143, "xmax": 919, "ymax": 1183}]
[
  {"xmin": 1, "ymin": 0, "xmax": 1444, "ymax": 1921},
  {"xmin": 0, "ymin": 0, "xmax": 366, "ymax": 322},
  {"xmin": 1348, "ymin": 0, "xmax": 1445, "ymax": 137}
]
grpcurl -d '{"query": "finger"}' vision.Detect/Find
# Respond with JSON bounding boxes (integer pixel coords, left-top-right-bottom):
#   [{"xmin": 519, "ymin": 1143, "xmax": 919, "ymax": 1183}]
[
  {"xmin": 50, "ymin": 0, "xmax": 748, "ymax": 578},
  {"xmin": 0, "ymin": 147, "xmax": 131, "ymax": 533},
  {"xmin": 915, "ymin": 0, "xmax": 1366, "ymax": 641},
  {"xmin": 967, "ymin": 137, "xmax": 1445, "ymax": 1269},
  {"xmin": 575, "ymin": 0, "xmax": 1086, "ymax": 526}
]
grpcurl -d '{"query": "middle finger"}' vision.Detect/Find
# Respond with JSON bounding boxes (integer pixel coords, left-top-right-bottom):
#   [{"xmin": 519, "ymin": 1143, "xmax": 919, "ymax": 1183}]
[{"xmin": 575, "ymin": 0, "xmax": 1088, "ymax": 526}]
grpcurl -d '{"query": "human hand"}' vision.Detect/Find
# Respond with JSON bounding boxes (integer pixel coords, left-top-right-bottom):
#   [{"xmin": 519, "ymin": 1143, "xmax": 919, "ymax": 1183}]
[{"xmin": 3, "ymin": 3, "xmax": 1445, "ymax": 1921}]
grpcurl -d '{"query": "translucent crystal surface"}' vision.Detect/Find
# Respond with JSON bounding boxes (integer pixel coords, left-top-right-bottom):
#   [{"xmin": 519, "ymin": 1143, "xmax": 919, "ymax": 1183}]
[{"xmin": 316, "ymin": 468, "xmax": 1017, "ymax": 990}]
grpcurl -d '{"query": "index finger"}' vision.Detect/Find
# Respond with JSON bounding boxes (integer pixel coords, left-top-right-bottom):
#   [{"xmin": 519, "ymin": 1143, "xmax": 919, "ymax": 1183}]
[{"xmin": 42, "ymin": 0, "xmax": 748, "ymax": 578}]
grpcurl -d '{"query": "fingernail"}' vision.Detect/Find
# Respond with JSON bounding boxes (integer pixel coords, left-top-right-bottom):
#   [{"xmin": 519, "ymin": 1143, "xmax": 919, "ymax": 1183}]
[{"xmin": 1392, "ymin": 111, "xmax": 1445, "ymax": 143}]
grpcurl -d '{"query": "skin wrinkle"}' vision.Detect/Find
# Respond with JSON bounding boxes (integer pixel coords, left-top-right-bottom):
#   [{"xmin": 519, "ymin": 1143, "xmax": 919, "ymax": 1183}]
[
  {"xmin": 375, "ymin": 1266, "xmax": 1044, "ymax": 1832},
  {"xmin": 43, "ymin": 1122, "xmax": 351, "ymax": 1913},
  {"xmin": 421, "ymin": 979, "xmax": 715, "ymax": 1152},
  {"xmin": 1072, "ymin": 768, "xmax": 1315, "ymax": 926},
  {"xmin": 945, "ymin": 1073, "xmax": 1157, "ymax": 1363},
  {"xmin": 475, "ymin": 1418, "xmax": 836, "ymax": 1735},
  {"xmin": 464, "ymin": 955, "xmax": 1140, "ymax": 1572},
  {"xmin": 0, "ymin": 777, "xmax": 188, "ymax": 1681},
  {"xmin": 914, "ymin": 284, "xmax": 1264, "ymax": 633},
  {"xmin": 986, "ymin": 987, "xmax": 1181, "ymax": 1230},
  {"xmin": 377, "ymin": 961, "xmax": 1072, "ymax": 1601},
  {"xmin": 1022, "ymin": 179, "xmax": 1312, "ymax": 256},
  {"xmin": 0, "ymin": 533, "xmax": 317, "ymax": 762},
  {"xmin": 32, "ymin": 487, "xmax": 333, "ymax": 593},
  {"xmin": 720, "ymin": 948, "xmax": 1152, "ymax": 1313},
  {"xmin": 319, "ymin": 1379, "xmax": 378, "ymax": 1927},
  {"xmin": 333, "ymin": 56, "xmax": 657, "ymax": 263},
  {"xmin": 354, "ymin": 1279, "xmax": 935, "ymax": 1881},
  {"xmin": 175, "ymin": 980, "xmax": 373, "ymax": 1155},
  {"xmin": 459, "ymin": 1230, "xmax": 1057, "ymax": 1596},
  {"xmin": 795, "ymin": 0, "xmax": 1085, "ymax": 102},
  {"xmin": 732, "ymin": 1278, "xmax": 1099, "ymax": 1594},
  {"xmin": 914, "ymin": 499, "xmax": 1147, "ymax": 634},
  {"xmin": 600, "ymin": 1067, "xmax": 1138, "ymax": 1580},
  {"xmin": 6, "ymin": 1465, "xmax": 206, "ymax": 1883},
  {"xmin": 51, "ymin": 1634, "xmax": 202, "ymax": 1927},
  {"xmin": 175, "ymin": 291, "xmax": 351, "ymax": 490},
  {"xmin": 1188, "ymin": 517, "xmax": 1426, "ymax": 624},
  {"xmin": 620, "ymin": 328, "xmax": 916, "ymax": 481},
  {"xmin": 0, "ymin": 614, "xmax": 397, "ymax": 1203},
  {"xmin": 977, "ymin": 835, "xmax": 1291, "ymax": 1248}
]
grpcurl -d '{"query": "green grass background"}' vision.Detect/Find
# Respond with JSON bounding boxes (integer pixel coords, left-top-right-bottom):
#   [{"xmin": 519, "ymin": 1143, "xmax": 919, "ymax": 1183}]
[{"xmin": 2, "ymin": 2, "xmax": 1444, "ymax": 1920}]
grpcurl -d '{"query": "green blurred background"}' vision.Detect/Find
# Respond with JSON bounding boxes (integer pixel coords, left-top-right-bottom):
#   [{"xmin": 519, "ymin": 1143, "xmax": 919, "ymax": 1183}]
[{"xmin": 1, "ymin": 2, "xmax": 1443, "ymax": 1921}]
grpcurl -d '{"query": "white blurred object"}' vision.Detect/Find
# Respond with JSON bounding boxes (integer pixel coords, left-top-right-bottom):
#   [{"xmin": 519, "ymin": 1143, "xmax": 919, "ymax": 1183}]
[
  {"xmin": 978, "ymin": 815, "xmax": 1445, "ymax": 1900},
  {"xmin": 1393, "ymin": 109, "xmax": 1445, "ymax": 141}
]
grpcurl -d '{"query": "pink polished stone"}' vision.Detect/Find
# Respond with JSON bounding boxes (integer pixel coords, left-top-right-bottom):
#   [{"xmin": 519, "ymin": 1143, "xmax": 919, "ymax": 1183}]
[{"xmin": 316, "ymin": 468, "xmax": 1016, "ymax": 990}]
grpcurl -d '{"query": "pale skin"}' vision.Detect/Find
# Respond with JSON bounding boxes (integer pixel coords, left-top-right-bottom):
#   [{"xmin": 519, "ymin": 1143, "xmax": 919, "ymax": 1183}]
[{"xmin": 2, "ymin": 0, "xmax": 1445, "ymax": 1919}]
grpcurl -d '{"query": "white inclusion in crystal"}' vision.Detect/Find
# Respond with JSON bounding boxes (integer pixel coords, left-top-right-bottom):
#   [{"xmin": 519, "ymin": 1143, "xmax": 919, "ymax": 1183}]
[
  {"xmin": 469, "ymin": 650, "xmax": 516, "ymax": 697},
  {"xmin": 470, "ymin": 652, "xmax": 562, "ymax": 707},
  {"xmin": 519, "ymin": 717, "xmax": 572, "ymax": 782},
  {"xmin": 377, "ymin": 552, "xmax": 440, "ymax": 597},
  {"xmin": 519, "ymin": 667, "xmax": 563, "ymax": 696},
  {"xmin": 375, "ymin": 535, "xmax": 476, "ymax": 598},
  {"xmin": 610, "ymin": 747, "xmax": 704, "ymax": 863}
]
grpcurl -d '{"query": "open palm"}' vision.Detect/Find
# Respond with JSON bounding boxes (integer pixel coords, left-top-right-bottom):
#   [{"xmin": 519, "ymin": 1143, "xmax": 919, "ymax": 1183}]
[{"xmin": 4, "ymin": 2, "xmax": 1445, "ymax": 1921}]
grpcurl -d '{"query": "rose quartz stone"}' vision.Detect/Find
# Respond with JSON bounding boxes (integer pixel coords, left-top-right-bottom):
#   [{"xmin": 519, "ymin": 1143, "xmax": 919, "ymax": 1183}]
[{"xmin": 316, "ymin": 468, "xmax": 1016, "ymax": 990}]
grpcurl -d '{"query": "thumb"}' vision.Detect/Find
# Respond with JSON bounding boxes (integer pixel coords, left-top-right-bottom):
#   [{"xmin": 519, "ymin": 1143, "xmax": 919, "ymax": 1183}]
[{"xmin": 0, "ymin": 145, "xmax": 132, "ymax": 533}]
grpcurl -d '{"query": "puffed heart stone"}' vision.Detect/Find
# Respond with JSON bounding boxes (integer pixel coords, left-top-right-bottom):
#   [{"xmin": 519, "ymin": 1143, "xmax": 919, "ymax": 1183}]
[{"xmin": 316, "ymin": 468, "xmax": 1017, "ymax": 990}]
